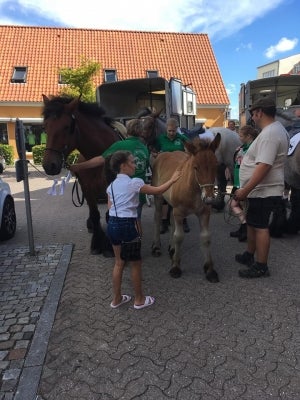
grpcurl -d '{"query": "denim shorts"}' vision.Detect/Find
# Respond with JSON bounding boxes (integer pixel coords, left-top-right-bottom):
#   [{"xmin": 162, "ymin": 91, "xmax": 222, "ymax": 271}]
[
  {"xmin": 107, "ymin": 217, "xmax": 139, "ymax": 245},
  {"xmin": 246, "ymin": 196, "xmax": 281, "ymax": 229}
]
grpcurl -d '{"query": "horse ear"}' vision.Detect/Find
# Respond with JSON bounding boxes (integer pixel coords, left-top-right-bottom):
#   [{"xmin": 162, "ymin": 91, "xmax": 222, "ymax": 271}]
[
  {"xmin": 66, "ymin": 97, "xmax": 80, "ymax": 113},
  {"xmin": 184, "ymin": 140, "xmax": 196, "ymax": 154},
  {"xmin": 42, "ymin": 94, "xmax": 50, "ymax": 104},
  {"xmin": 210, "ymin": 132, "xmax": 221, "ymax": 152}
]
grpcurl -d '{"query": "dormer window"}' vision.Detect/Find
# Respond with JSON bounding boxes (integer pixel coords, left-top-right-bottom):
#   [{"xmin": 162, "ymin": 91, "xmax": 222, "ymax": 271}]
[
  {"xmin": 58, "ymin": 73, "xmax": 68, "ymax": 84},
  {"xmin": 11, "ymin": 66, "xmax": 27, "ymax": 83},
  {"xmin": 147, "ymin": 70, "xmax": 159, "ymax": 78},
  {"xmin": 292, "ymin": 62, "xmax": 300, "ymax": 74},
  {"xmin": 104, "ymin": 69, "xmax": 117, "ymax": 82}
]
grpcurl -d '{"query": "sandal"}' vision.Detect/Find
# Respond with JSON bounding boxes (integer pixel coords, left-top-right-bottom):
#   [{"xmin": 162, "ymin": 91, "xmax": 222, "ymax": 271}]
[
  {"xmin": 110, "ymin": 294, "xmax": 132, "ymax": 309},
  {"xmin": 134, "ymin": 295, "xmax": 155, "ymax": 310}
]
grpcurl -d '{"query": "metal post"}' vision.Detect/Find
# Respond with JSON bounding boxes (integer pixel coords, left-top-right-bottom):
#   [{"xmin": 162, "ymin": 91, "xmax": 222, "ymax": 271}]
[{"xmin": 15, "ymin": 119, "xmax": 35, "ymax": 255}]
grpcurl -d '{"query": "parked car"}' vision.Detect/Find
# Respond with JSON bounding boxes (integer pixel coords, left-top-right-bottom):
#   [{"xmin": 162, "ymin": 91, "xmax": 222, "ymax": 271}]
[
  {"xmin": 0, "ymin": 154, "xmax": 6, "ymax": 174},
  {"xmin": 0, "ymin": 175, "xmax": 16, "ymax": 240}
]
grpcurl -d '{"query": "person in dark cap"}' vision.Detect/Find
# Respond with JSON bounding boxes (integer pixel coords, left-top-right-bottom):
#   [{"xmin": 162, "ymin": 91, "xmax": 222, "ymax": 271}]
[{"xmin": 233, "ymin": 97, "xmax": 289, "ymax": 278}]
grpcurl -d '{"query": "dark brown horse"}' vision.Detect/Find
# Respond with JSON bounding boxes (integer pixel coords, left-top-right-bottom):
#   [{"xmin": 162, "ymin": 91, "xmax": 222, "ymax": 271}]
[
  {"xmin": 42, "ymin": 95, "xmax": 125, "ymax": 256},
  {"xmin": 151, "ymin": 135, "xmax": 221, "ymax": 281}
]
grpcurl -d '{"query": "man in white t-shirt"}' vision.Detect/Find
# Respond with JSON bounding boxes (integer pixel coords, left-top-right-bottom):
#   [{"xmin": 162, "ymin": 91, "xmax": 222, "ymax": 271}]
[{"xmin": 234, "ymin": 98, "xmax": 289, "ymax": 278}]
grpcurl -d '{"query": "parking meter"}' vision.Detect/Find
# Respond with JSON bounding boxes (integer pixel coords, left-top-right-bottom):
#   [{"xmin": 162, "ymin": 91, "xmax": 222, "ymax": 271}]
[{"xmin": 15, "ymin": 119, "xmax": 27, "ymax": 182}]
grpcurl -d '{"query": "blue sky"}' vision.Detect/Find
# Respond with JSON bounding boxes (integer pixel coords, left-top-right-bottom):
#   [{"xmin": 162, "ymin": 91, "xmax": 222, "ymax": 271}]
[{"xmin": 0, "ymin": 0, "xmax": 299, "ymax": 119}]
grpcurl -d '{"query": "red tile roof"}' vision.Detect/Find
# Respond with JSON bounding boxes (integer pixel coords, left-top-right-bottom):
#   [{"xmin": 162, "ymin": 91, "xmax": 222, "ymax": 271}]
[{"xmin": 0, "ymin": 25, "xmax": 229, "ymax": 106}]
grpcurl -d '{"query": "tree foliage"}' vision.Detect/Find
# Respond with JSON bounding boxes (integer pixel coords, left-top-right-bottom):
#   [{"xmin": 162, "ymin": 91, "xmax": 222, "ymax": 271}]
[{"xmin": 59, "ymin": 57, "xmax": 101, "ymax": 102}]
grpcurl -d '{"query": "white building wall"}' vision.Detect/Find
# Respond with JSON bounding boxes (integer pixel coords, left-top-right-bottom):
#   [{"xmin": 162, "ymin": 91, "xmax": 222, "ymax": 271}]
[{"xmin": 257, "ymin": 54, "xmax": 300, "ymax": 79}]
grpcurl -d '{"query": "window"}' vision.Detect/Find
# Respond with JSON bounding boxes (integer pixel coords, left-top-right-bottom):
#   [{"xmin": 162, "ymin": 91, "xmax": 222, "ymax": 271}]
[
  {"xmin": 147, "ymin": 70, "xmax": 158, "ymax": 78},
  {"xmin": 58, "ymin": 68, "xmax": 72, "ymax": 84},
  {"xmin": 104, "ymin": 69, "xmax": 117, "ymax": 82},
  {"xmin": 58, "ymin": 73, "xmax": 68, "ymax": 84},
  {"xmin": 292, "ymin": 63, "xmax": 300, "ymax": 74},
  {"xmin": 11, "ymin": 66, "xmax": 27, "ymax": 83},
  {"xmin": 0, "ymin": 124, "xmax": 8, "ymax": 144},
  {"xmin": 262, "ymin": 70, "xmax": 275, "ymax": 78}
]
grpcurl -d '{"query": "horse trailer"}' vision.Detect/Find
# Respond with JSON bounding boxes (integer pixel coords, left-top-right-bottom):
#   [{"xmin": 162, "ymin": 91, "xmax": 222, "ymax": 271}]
[
  {"xmin": 96, "ymin": 77, "xmax": 197, "ymax": 129},
  {"xmin": 239, "ymin": 75, "xmax": 300, "ymax": 127}
]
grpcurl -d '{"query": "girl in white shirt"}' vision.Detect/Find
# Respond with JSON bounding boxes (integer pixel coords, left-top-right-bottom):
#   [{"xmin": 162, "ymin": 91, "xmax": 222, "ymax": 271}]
[{"xmin": 106, "ymin": 150, "xmax": 181, "ymax": 310}]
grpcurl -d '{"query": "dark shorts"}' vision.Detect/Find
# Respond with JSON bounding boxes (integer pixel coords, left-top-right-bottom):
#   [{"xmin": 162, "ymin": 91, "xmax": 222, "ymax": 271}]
[
  {"xmin": 246, "ymin": 196, "xmax": 282, "ymax": 229},
  {"xmin": 107, "ymin": 217, "xmax": 140, "ymax": 245}
]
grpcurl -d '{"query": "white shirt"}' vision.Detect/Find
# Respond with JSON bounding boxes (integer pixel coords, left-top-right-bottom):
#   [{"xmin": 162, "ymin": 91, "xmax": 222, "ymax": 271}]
[
  {"xmin": 199, "ymin": 128, "xmax": 215, "ymax": 142},
  {"xmin": 107, "ymin": 174, "xmax": 144, "ymax": 217},
  {"xmin": 240, "ymin": 121, "xmax": 288, "ymax": 198}
]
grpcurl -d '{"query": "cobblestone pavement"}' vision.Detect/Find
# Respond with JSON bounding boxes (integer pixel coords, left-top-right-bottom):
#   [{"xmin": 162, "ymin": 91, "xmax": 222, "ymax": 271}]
[
  {"xmin": 0, "ymin": 244, "xmax": 72, "ymax": 400},
  {"xmin": 0, "ymin": 165, "xmax": 300, "ymax": 400}
]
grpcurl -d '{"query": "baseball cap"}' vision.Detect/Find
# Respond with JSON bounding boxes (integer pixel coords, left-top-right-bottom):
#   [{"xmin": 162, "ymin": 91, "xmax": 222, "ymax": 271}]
[{"xmin": 250, "ymin": 97, "xmax": 276, "ymax": 113}]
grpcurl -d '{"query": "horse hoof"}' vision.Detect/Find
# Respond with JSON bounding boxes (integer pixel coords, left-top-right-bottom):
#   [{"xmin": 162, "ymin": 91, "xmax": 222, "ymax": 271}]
[
  {"xmin": 206, "ymin": 270, "xmax": 219, "ymax": 283},
  {"xmin": 169, "ymin": 267, "xmax": 182, "ymax": 278},
  {"xmin": 151, "ymin": 248, "xmax": 161, "ymax": 257}
]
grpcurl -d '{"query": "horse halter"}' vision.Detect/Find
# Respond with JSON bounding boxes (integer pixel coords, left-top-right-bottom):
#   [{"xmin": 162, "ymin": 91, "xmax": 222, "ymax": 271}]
[
  {"xmin": 44, "ymin": 113, "xmax": 77, "ymax": 168},
  {"xmin": 193, "ymin": 167, "xmax": 216, "ymax": 202}
]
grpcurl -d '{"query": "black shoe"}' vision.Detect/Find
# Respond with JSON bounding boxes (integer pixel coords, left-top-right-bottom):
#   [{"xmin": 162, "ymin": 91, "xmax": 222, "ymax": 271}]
[
  {"xmin": 238, "ymin": 224, "xmax": 247, "ymax": 242},
  {"xmin": 239, "ymin": 263, "xmax": 270, "ymax": 278},
  {"xmin": 183, "ymin": 218, "xmax": 190, "ymax": 233},
  {"xmin": 230, "ymin": 227, "xmax": 241, "ymax": 238},
  {"xmin": 235, "ymin": 251, "xmax": 254, "ymax": 266},
  {"xmin": 160, "ymin": 220, "xmax": 169, "ymax": 234}
]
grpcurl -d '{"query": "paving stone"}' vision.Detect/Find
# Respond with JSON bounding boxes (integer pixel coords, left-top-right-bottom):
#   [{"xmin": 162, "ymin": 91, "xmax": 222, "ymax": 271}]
[{"xmin": 1, "ymin": 166, "xmax": 300, "ymax": 400}]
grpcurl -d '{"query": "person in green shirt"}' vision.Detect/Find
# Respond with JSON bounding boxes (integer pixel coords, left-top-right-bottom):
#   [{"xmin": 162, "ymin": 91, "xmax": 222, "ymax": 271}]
[
  {"xmin": 152, "ymin": 118, "xmax": 190, "ymax": 233},
  {"xmin": 153, "ymin": 117, "xmax": 189, "ymax": 153},
  {"xmin": 26, "ymin": 128, "xmax": 36, "ymax": 151},
  {"xmin": 70, "ymin": 119, "xmax": 150, "ymax": 230},
  {"xmin": 229, "ymin": 125, "xmax": 258, "ymax": 241},
  {"xmin": 40, "ymin": 131, "xmax": 47, "ymax": 145}
]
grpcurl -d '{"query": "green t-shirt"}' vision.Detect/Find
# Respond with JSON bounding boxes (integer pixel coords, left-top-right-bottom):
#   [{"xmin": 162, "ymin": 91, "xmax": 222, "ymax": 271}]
[
  {"xmin": 233, "ymin": 142, "xmax": 251, "ymax": 188},
  {"xmin": 154, "ymin": 132, "xmax": 188, "ymax": 152},
  {"xmin": 102, "ymin": 137, "xmax": 150, "ymax": 204}
]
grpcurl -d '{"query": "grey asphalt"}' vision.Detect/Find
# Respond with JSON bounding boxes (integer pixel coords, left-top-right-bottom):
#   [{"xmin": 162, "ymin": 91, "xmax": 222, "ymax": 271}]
[{"xmin": 0, "ymin": 165, "xmax": 299, "ymax": 400}]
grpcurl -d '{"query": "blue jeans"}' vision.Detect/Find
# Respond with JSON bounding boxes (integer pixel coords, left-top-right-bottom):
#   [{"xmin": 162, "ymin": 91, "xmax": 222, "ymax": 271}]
[{"xmin": 107, "ymin": 217, "xmax": 139, "ymax": 245}]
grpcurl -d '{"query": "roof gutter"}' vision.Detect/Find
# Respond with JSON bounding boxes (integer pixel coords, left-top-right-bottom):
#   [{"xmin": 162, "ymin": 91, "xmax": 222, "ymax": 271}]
[{"xmin": 0, "ymin": 117, "xmax": 43, "ymax": 123}]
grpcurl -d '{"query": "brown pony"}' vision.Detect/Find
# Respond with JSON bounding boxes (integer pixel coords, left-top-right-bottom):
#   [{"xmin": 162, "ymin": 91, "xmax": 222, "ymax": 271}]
[
  {"xmin": 151, "ymin": 135, "xmax": 221, "ymax": 281},
  {"xmin": 42, "ymin": 95, "xmax": 124, "ymax": 256}
]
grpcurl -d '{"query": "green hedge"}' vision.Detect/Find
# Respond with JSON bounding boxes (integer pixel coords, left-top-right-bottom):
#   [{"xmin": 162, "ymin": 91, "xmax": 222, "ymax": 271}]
[
  {"xmin": 0, "ymin": 144, "xmax": 14, "ymax": 165},
  {"xmin": 32, "ymin": 145, "xmax": 80, "ymax": 165}
]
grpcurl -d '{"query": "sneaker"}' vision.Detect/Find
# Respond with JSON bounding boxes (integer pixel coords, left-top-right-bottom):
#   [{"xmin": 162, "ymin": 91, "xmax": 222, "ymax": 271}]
[
  {"xmin": 239, "ymin": 263, "xmax": 270, "ymax": 278},
  {"xmin": 235, "ymin": 251, "xmax": 254, "ymax": 266}
]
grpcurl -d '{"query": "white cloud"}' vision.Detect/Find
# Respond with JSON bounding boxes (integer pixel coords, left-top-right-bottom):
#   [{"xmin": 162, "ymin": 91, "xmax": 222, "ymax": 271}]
[
  {"xmin": 0, "ymin": 0, "xmax": 286, "ymax": 39},
  {"xmin": 265, "ymin": 37, "xmax": 299, "ymax": 59},
  {"xmin": 235, "ymin": 42, "xmax": 253, "ymax": 52},
  {"xmin": 226, "ymin": 83, "xmax": 236, "ymax": 96}
]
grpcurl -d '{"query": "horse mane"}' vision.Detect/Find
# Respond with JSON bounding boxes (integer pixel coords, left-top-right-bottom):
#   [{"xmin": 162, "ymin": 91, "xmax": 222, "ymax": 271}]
[
  {"xmin": 191, "ymin": 136, "xmax": 212, "ymax": 149},
  {"xmin": 42, "ymin": 95, "xmax": 113, "ymax": 125}
]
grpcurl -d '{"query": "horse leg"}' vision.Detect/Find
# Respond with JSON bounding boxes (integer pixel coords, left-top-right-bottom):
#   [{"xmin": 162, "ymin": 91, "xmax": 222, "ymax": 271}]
[
  {"xmin": 87, "ymin": 201, "xmax": 113, "ymax": 257},
  {"xmin": 196, "ymin": 209, "xmax": 219, "ymax": 282},
  {"xmin": 151, "ymin": 195, "xmax": 163, "ymax": 257},
  {"xmin": 169, "ymin": 212, "xmax": 184, "ymax": 278}
]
